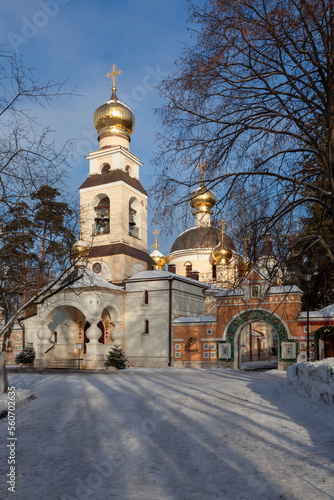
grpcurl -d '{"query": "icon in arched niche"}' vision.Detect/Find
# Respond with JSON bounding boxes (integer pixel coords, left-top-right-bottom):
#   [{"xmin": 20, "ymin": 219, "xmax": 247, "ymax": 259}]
[{"xmin": 185, "ymin": 337, "xmax": 199, "ymax": 352}]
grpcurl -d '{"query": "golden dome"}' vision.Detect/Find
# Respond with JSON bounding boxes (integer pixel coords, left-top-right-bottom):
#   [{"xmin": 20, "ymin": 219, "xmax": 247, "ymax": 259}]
[
  {"xmin": 71, "ymin": 233, "xmax": 90, "ymax": 260},
  {"xmin": 212, "ymin": 243, "xmax": 232, "ymax": 265},
  {"xmin": 238, "ymin": 260, "xmax": 254, "ymax": 278},
  {"xmin": 211, "ymin": 220, "xmax": 233, "ymax": 265},
  {"xmin": 93, "ymin": 88, "xmax": 135, "ymax": 142},
  {"xmin": 189, "ymin": 185, "xmax": 216, "ymax": 213},
  {"xmin": 151, "ymin": 251, "xmax": 166, "ymax": 270},
  {"xmin": 150, "ymin": 229, "xmax": 166, "ymax": 269}
]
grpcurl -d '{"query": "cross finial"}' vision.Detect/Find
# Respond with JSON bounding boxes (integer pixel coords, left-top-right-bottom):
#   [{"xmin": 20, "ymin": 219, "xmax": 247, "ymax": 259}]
[
  {"xmin": 151, "ymin": 229, "xmax": 160, "ymax": 251},
  {"xmin": 220, "ymin": 219, "xmax": 227, "ymax": 242},
  {"xmin": 243, "ymin": 235, "xmax": 249, "ymax": 258},
  {"xmin": 106, "ymin": 64, "xmax": 123, "ymax": 89},
  {"xmin": 196, "ymin": 160, "xmax": 207, "ymax": 188}
]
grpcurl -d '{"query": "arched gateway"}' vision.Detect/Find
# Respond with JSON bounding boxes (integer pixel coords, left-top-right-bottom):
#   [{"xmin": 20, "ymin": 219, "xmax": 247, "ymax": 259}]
[{"xmin": 222, "ymin": 308, "xmax": 296, "ymax": 369}]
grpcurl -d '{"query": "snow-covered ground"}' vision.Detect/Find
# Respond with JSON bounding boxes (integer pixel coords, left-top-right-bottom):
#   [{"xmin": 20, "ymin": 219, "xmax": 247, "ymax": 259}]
[{"xmin": 1, "ymin": 368, "xmax": 334, "ymax": 500}]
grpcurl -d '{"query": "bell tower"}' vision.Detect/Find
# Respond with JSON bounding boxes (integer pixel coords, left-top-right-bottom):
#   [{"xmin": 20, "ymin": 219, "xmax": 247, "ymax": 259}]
[{"xmin": 78, "ymin": 65, "xmax": 153, "ymax": 283}]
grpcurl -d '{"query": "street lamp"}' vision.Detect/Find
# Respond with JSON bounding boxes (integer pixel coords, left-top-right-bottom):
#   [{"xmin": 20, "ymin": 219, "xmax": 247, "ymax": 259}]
[{"xmin": 305, "ymin": 274, "xmax": 312, "ymax": 362}]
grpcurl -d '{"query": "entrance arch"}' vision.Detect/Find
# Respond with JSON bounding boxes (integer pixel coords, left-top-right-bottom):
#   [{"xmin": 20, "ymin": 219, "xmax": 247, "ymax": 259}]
[{"xmin": 224, "ymin": 309, "xmax": 291, "ymax": 369}]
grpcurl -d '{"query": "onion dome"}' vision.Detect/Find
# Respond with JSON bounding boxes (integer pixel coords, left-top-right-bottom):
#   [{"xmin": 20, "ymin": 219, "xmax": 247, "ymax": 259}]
[
  {"xmin": 189, "ymin": 185, "xmax": 216, "ymax": 213},
  {"xmin": 238, "ymin": 260, "xmax": 254, "ymax": 278},
  {"xmin": 150, "ymin": 249, "xmax": 166, "ymax": 270},
  {"xmin": 260, "ymin": 231, "xmax": 275, "ymax": 258},
  {"xmin": 93, "ymin": 89, "xmax": 135, "ymax": 143},
  {"xmin": 71, "ymin": 233, "xmax": 90, "ymax": 260},
  {"xmin": 93, "ymin": 65, "xmax": 135, "ymax": 143},
  {"xmin": 212, "ymin": 220, "xmax": 233, "ymax": 265},
  {"xmin": 238, "ymin": 235, "xmax": 254, "ymax": 277},
  {"xmin": 170, "ymin": 226, "xmax": 235, "ymax": 253},
  {"xmin": 150, "ymin": 229, "xmax": 166, "ymax": 270}
]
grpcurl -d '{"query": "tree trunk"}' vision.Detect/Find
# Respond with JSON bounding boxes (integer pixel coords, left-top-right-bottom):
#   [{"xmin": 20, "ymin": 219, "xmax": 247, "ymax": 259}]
[{"xmin": 0, "ymin": 351, "xmax": 9, "ymax": 393}]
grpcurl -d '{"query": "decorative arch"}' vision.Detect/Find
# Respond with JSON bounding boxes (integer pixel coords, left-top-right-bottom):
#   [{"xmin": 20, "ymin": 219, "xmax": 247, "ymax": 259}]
[
  {"xmin": 314, "ymin": 325, "xmax": 334, "ymax": 359},
  {"xmin": 223, "ymin": 308, "xmax": 291, "ymax": 364},
  {"xmin": 313, "ymin": 326, "xmax": 334, "ymax": 344}
]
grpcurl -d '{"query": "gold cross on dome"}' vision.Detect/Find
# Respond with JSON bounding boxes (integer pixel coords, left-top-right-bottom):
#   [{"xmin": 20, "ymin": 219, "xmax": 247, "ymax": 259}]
[
  {"xmin": 151, "ymin": 229, "xmax": 160, "ymax": 251},
  {"xmin": 196, "ymin": 160, "xmax": 207, "ymax": 188},
  {"xmin": 220, "ymin": 219, "xmax": 227, "ymax": 239},
  {"xmin": 106, "ymin": 64, "xmax": 123, "ymax": 88}
]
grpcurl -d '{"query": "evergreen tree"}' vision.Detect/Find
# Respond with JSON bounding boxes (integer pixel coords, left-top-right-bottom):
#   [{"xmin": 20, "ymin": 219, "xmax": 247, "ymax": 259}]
[
  {"xmin": 15, "ymin": 346, "xmax": 36, "ymax": 367},
  {"xmin": 105, "ymin": 344, "xmax": 127, "ymax": 370}
]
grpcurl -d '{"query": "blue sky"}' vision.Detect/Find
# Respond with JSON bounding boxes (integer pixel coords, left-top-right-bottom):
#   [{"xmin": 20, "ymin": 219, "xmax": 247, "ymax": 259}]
[{"xmin": 2, "ymin": 0, "xmax": 198, "ymax": 255}]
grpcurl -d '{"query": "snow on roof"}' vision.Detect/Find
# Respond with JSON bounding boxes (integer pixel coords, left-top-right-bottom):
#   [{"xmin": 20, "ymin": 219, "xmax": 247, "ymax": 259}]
[
  {"xmin": 124, "ymin": 269, "xmax": 207, "ymax": 287},
  {"xmin": 268, "ymin": 285, "xmax": 302, "ymax": 294},
  {"xmin": 66, "ymin": 268, "xmax": 124, "ymax": 291},
  {"xmin": 172, "ymin": 315, "xmax": 217, "ymax": 324},
  {"xmin": 299, "ymin": 303, "xmax": 334, "ymax": 319},
  {"xmin": 215, "ymin": 288, "xmax": 244, "ymax": 297}
]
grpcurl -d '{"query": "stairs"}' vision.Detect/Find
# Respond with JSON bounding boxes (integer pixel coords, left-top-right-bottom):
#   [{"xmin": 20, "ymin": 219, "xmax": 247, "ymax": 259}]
[{"xmin": 45, "ymin": 358, "xmax": 80, "ymax": 369}]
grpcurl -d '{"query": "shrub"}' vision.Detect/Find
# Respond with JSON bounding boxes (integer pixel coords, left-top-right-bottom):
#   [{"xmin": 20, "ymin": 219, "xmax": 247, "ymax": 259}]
[{"xmin": 16, "ymin": 346, "xmax": 36, "ymax": 366}]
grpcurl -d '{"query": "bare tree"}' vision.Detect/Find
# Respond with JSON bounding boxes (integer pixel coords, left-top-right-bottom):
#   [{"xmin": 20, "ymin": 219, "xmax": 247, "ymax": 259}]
[
  {"xmin": 0, "ymin": 50, "xmax": 74, "ymax": 207},
  {"xmin": 154, "ymin": 0, "xmax": 334, "ymax": 264},
  {"xmin": 0, "ymin": 51, "xmax": 79, "ymax": 391}
]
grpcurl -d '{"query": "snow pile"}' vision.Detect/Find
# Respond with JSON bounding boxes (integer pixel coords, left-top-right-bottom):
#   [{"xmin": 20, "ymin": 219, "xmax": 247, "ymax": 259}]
[
  {"xmin": 287, "ymin": 358, "xmax": 334, "ymax": 405},
  {"xmin": 0, "ymin": 389, "xmax": 32, "ymax": 415}
]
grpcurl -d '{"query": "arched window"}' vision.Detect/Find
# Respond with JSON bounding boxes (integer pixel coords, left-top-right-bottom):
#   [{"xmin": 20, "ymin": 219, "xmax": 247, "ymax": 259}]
[
  {"xmin": 144, "ymin": 320, "xmax": 149, "ymax": 334},
  {"xmin": 101, "ymin": 163, "xmax": 111, "ymax": 174},
  {"xmin": 129, "ymin": 197, "xmax": 140, "ymax": 238},
  {"xmin": 93, "ymin": 196, "xmax": 110, "ymax": 234},
  {"xmin": 185, "ymin": 262, "xmax": 192, "ymax": 278},
  {"xmin": 125, "ymin": 165, "xmax": 131, "ymax": 176}
]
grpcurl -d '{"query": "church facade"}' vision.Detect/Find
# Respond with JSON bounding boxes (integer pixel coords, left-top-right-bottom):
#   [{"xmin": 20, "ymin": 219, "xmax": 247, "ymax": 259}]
[{"xmin": 15, "ymin": 67, "xmax": 332, "ymax": 371}]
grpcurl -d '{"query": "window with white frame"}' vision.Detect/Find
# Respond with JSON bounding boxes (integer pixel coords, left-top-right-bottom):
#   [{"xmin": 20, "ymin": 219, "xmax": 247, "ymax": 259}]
[
  {"xmin": 210, "ymin": 343, "xmax": 216, "ymax": 350},
  {"xmin": 175, "ymin": 352, "xmax": 181, "ymax": 359},
  {"xmin": 207, "ymin": 328, "xmax": 212, "ymax": 335},
  {"xmin": 175, "ymin": 344, "xmax": 181, "ymax": 350},
  {"xmin": 210, "ymin": 352, "xmax": 216, "ymax": 358},
  {"xmin": 203, "ymin": 343, "xmax": 209, "ymax": 350},
  {"xmin": 203, "ymin": 352, "xmax": 209, "ymax": 358}
]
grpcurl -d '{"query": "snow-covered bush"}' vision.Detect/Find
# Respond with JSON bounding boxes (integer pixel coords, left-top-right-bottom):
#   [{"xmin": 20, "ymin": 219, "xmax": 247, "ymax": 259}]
[
  {"xmin": 287, "ymin": 358, "xmax": 334, "ymax": 405},
  {"xmin": 105, "ymin": 344, "xmax": 127, "ymax": 370},
  {"xmin": 15, "ymin": 346, "xmax": 36, "ymax": 367}
]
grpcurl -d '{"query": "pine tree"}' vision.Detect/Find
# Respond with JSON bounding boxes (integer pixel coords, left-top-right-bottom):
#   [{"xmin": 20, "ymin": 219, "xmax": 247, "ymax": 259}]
[
  {"xmin": 105, "ymin": 344, "xmax": 127, "ymax": 370},
  {"xmin": 15, "ymin": 346, "xmax": 36, "ymax": 367}
]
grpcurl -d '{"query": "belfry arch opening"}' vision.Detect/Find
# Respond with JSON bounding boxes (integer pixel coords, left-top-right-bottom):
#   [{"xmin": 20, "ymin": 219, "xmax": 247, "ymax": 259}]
[
  {"xmin": 129, "ymin": 197, "xmax": 140, "ymax": 238},
  {"xmin": 92, "ymin": 194, "xmax": 110, "ymax": 235}
]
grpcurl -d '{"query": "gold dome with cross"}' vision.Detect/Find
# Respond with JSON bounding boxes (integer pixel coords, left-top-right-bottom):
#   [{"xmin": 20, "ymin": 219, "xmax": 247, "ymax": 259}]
[
  {"xmin": 189, "ymin": 161, "xmax": 216, "ymax": 213},
  {"xmin": 93, "ymin": 64, "xmax": 135, "ymax": 143},
  {"xmin": 212, "ymin": 220, "xmax": 233, "ymax": 265}
]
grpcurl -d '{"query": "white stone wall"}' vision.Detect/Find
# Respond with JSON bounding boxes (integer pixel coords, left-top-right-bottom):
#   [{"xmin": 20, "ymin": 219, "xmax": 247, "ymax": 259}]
[{"xmin": 125, "ymin": 277, "xmax": 205, "ymax": 366}]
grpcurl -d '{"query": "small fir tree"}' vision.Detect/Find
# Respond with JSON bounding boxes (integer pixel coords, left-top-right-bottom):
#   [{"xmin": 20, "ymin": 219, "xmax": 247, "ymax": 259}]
[
  {"xmin": 105, "ymin": 344, "xmax": 127, "ymax": 370},
  {"xmin": 15, "ymin": 346, "xmax": 36, "ymax": 367}
]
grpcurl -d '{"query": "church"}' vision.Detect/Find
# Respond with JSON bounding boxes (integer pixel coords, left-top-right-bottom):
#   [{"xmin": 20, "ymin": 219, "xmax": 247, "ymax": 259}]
[{"xmin": 17, "ymin": 66, "xmax": 334, "ymax": 370}]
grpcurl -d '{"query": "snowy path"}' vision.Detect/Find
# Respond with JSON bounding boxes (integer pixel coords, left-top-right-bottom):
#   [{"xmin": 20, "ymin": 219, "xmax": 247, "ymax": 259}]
[{"xmin": 1, "ymin": 368, "xmax": 334, "ymax": 500}]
